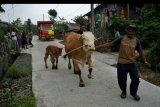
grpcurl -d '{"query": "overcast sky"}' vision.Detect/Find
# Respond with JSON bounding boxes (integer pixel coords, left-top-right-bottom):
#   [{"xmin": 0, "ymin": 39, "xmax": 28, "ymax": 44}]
[{"xmin": 0, "ymin": 4, "xmax": 98, "ymax": 25}]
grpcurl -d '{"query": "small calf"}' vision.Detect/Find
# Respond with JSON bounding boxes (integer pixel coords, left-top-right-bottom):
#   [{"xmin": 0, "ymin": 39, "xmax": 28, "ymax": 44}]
[{"xmin": 44, "ymin": 45, "xmax": 62, "ymax": 69}]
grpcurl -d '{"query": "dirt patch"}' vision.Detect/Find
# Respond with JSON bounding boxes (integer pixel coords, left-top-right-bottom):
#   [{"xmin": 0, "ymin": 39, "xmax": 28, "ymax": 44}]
[{"xmin": 11, "ymin": 75, "xmax": 32, "ymax": 97}]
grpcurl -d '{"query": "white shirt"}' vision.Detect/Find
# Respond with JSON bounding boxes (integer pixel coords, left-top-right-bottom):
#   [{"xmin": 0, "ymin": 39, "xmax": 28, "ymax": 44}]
[
  {"xmin": 11, "ymin": 31, "xmax": 17, "ymax": 40},
  {"xmin": 11, "ymin": 31, "xmax": 16, "ymax": 36}
]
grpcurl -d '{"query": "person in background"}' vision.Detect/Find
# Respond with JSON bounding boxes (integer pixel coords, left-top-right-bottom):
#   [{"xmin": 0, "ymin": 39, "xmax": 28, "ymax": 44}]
[
  {"xmin": 77, "ymin": 23, "xmax": 87, "ymax": 34},
  {"xmin": 11, "ymin": 28, "xmax": 18, "ymax": 51},
  {"xmin": 27, "ymin": 30, "xmax": 33, "ymax": 47},
  {"xmin": 114, "ymin": 28, "xmax": 121, "ymax": 39},
  {"xmin": 17, "ymin": 32, "xmax": 22, "ymax": 49},
  {"xmin": 120, "ymin": 7, "xmax": 125, "ymax": 18},
  {"xmin": 96, "ymin": 24, "xmax": 151, "ymax": 101},
  {"xmin": 6, "ymin": 29, "xmax": 12, "ymax": 50},
  {"xmin": 21, "ymin": 31, "xmax": 28, "ymax": 50}
]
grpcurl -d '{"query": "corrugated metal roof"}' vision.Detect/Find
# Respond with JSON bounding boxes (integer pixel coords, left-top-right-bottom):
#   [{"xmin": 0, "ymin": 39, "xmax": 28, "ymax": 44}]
[
  {"xmin": 65, "ymin": 23, "xmax": 80, "ymax": 31},
  {"xmin": 0, "ymin": 21, "xmax": 9, "ymax": 25}
]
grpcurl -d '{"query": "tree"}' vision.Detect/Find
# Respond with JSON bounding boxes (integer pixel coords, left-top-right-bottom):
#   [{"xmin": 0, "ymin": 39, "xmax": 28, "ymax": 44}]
[
  {"xmin": 48, "ymin": 9, "xmax": 57, "ymax": 22},
  {"xmin": 58, "ymin": 16, "xmax": 67, "ymax": 24},
  {"xmin": 24, "ymin": 19, "xmax": 32, "ymax": 31},
  {"xmin": 73, "ymin": 15, "xmax": 88, "ymax": 25},
  {"xmin": 136, "ymin": 4, "xmax": 160, "ymax": 72},
  {"xmin": 142, "ymin": 4, "xmax": 160, "ymax": 22},
  {"xmin": 10, "ymin": 18, "xmax": 23, "ymax": 32},
  {"xmin": 109, "ymin": 16, "xmax": 129, "ymax": 35},
  {"xmin": 137, "ymin": 4, "xmax": 160, "ymax": 48},
  {"xmin": 0, "ymin": 4, "xmax": 5, "ymax": 13}
]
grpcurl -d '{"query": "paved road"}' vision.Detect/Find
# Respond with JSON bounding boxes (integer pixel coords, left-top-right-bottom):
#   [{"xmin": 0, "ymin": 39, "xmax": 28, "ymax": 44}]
[{"xmin": 24, "ymin": 36, "xmax": 160, "ymax": 107}]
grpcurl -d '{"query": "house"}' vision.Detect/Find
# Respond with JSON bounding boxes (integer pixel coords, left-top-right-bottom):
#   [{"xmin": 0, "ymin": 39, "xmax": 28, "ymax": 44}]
[
  {"xmin": 64, "ymin": 23, "xmax": 80, "ymax": 32},
  {"xmin": 0, "ymin": 21, "xmax": 9, "ymax": 27},
  {"xmin": 83, "ymin": 4, "xmax": 144, "ymax": 29}
]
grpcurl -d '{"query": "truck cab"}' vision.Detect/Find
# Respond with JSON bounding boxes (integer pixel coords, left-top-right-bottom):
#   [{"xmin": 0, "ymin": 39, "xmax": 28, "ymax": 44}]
[{"xmin": 37, "ymin": 21, "xmax": 54, "ymax": 41}]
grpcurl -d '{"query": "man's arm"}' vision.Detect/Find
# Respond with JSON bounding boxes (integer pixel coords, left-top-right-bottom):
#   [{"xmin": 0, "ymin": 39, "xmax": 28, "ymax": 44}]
[
  {"xmin": 96, "ymin": 37, "xmax": 122, "ymax": 49},
  {"xmin": 95, "ymin": 41, "xmax": 113, "ymax": 49},
  {"xmin": 139, "ymin": 51, "xmax": 151, "ymax": 67},
  {"xmin": 136, "ymin": 39, "xmax": 151, "ymax": 67}
]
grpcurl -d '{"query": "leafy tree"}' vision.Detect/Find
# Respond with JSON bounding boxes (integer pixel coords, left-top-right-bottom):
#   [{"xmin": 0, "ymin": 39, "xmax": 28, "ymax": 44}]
[
  {"xmin": 137, "ymin": 22, "xmax": 160, "ymax": 48},
  {"xmin": 0, "ymin": 25, "xmax": 8, "ymax": 43},
  {"xmin": 0, "ymin": 4, "xmax": 5, "ymax": 13},
  {"xmin": 109, "ymin": 16, "xmax": 129, "ymax": 35},
  {"xmin": 48, "ymin": 9, "xmax": 57, "ymax": 22},
  {"xmin": 137, "ymin": 4, "xmax": 160, "ymax": 71},
  {"xmin": 24, "ymin": 19, "xmax": 32, "ymax": 31},
  {"xmin": 137, "ymin": 4, "xmax": 160, "ymax": 48},
  {"xmin": 147, "ymin": 38, "xmax": 160, "ymax": 72},
  {"xmin": 24, "ymin": 19, "xmax": 37, "ymax": 34},
  {"xmin": 142, "ymin": 4, "xmax": 160, "ymax": 22},
  {"xmin": 73, "ymin": 15, "xmax": 88, "ymax": 25},
  {"xmin": 58, "ymin": 16, "xmax": 67, "ymax": 24},
  {"xmin": 10, "ymin": 18, "xmax": 23, "ymax": 32}
]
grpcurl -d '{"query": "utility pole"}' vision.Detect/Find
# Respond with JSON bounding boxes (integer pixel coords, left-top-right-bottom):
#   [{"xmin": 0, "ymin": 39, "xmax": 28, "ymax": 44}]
[
  {"xmin": 12, "ymin": 4, "xmax": 14, "ymax": 21},
  {"xmin": 91, "ymin": 4, "xmax": 94, "ymax": 34},
  {"xmin": 8, "ymin": 13, "xmax": 10, "ymax": 23},
  {"xmin": 127, "ymin": 4, "xmax": 130, "ymax": 20},
  {"xmin": 43, "ymin": 14, "xmax": 44, "ymax": 21}
]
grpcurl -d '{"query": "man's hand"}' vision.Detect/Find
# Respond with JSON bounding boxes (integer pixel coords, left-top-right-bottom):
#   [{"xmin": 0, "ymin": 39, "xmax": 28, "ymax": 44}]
[{"xmin": 144, "ymin": 61, "xmax": 151, "ymax": 68}]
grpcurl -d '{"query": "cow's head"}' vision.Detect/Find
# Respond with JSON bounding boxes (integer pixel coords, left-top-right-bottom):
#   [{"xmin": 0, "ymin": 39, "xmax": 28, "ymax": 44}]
[{"xmin": 79, "ymin": 31, "xmax": 96, "ymax": 53}]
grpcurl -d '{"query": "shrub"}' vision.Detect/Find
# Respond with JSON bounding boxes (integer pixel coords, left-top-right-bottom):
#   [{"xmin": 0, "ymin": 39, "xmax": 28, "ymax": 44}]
[
  {"xmin": 147, "ymin": 38, "xmax": 160, "ymax": 72},
  {"xmin": 0, "ymin": 25, "xmax": 8, "ymax": 43},
  {"xmin": 137, "ymin": 21, "xmax": 160, "ymax": 48},
  {"xmin": 6, "ymin": 64, "xmax": 29, "ymax": 79},
  {"xmin": 109, "ymin": 16, "xmax": 129, "ymax": 35},
  {"xmin": 14, "ymin": 96, "xmax": 36, "ymax": 107}
]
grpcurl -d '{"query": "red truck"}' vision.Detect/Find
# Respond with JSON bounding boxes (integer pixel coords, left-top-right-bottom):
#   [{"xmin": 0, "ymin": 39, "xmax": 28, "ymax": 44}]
[{"xmin": 37, "ymin": 21, "xmax": 54, "ymax": 41}]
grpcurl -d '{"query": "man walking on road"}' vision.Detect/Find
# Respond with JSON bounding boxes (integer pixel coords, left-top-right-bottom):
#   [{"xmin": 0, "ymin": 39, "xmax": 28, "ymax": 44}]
[
  {"xmin": 77, "ymin": 23, "xmax": 87, "ymax": 34},
  {"xmin": 27, "ymin": 30, "xmax": 33, "ymax": 47},
  {"xmin": 96, "ymin": 24, "xmax": 151, "ymax": 101}
]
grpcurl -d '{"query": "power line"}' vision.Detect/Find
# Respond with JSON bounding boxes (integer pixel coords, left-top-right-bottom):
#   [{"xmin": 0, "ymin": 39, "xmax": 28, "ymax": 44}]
[
  {"xmin": 12, "ymin": 4, "xmax": 14, "ymax": 21},
  {"xmin": 65, "ymin": 4, "xmax": 87, "ymax": 18},
  {"xmin": 5, "ymin": 4, "xmax": 19, "ymax": 13},
  {"xmin": 55, "ymin": 4, "xmax": 59, "ymax": 10}
]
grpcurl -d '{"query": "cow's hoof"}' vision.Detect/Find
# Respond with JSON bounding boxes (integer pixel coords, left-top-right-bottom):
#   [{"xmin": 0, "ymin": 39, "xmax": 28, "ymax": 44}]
[
  {"xmin": 73, "ymin": 70, "xmax": 78, "ymax": 74},
  {"xmin": 68, "ymin": 66, "xmax": 72, "ymax": 69},
  {"xmin": 52, "ymin": 66, "xmax": 55, "ymax": 69},
  {"xmin": 88, "ymin": 74, "xmax": 93, "ymax": 79},
  {"xmin": 79, "ymin": 83, "xmax": 85, "ymax": 87},
  {"xmin": 45, "ymin": 66, "xmax": 48, "ymax": 69}
]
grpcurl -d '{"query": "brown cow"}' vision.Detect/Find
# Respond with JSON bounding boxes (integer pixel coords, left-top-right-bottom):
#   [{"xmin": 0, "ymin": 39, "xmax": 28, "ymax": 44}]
[
  {"xmin": 44, "ymin": 45, "xmax": 62, "ymax": 70},
  {"xmin": 63, "ymin": 31, "xmax": 95, "ymax": 87}
]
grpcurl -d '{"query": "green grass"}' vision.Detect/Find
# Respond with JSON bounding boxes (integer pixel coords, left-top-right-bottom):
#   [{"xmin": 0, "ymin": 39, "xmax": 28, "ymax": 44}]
[
  {"xmin": 14, "ymin": 96, "xmax": 36, "ymax": 107},
  {"xmin": 59, "ymin": 40, "xmax": 64, "ymax": 45},
  {"xmin": 6, "ymin": 64, "xmax": 29, "ymax": 79}
]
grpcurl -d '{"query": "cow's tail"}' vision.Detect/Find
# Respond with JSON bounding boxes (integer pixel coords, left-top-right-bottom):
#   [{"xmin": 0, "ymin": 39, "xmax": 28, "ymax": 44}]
[{"xmin": 62, "ymin": 54, "xmax": 68, "ymax": 60}]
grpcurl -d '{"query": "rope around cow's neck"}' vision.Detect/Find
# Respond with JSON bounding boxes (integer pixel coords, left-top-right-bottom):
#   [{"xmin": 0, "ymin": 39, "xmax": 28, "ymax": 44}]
[{"xmin": 63, "ymin": 36, "xmax": 103, "ymax": 56}]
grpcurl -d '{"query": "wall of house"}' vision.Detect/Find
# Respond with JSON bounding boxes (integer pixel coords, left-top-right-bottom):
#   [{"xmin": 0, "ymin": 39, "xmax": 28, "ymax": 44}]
[{"xmin": 86, "ymin": 4, "xmax": 143, "ymax": 31}]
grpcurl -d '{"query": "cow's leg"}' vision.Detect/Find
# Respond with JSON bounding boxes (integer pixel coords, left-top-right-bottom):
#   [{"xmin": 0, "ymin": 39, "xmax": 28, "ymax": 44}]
[
  {"xmin": 50, "ymin": 57, "xmax": 55, "ymax": 69},
  {"xmin": 72, "ymin": 59, "xmax": 78, "ymax": 74},
  {"xmin": 44, "ymin": 51, "xmax": 49, "ymax": 69},
  {"xmin": 73, "ymin": 59, "xmax": 85, "ymax": 87},
  {"xmin": 87, "ymin": 55, "xmax": 93, "ymax": 79},
  {"xmin": 68, "ymin": 57, "xmax": 72, "ymax": 69},
  {"xmin": 55, "ymin": 57, "xmax": 58, "ymax": 69}
]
